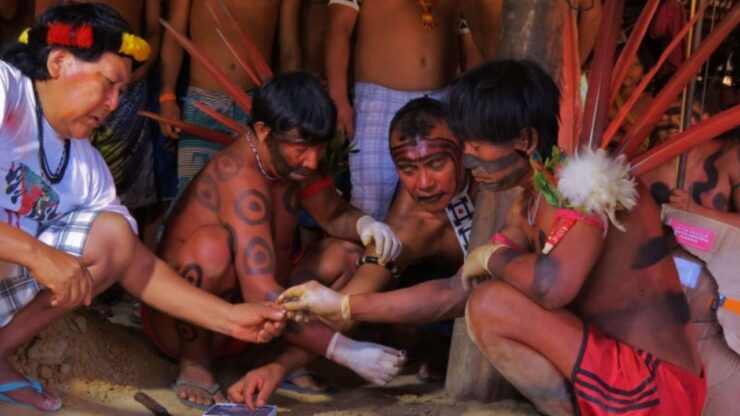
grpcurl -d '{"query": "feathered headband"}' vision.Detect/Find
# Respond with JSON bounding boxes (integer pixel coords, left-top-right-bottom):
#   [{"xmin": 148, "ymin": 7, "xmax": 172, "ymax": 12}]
[{"xmin": 18, "ymin": 22, "xmax": 150, "ymax": 63}]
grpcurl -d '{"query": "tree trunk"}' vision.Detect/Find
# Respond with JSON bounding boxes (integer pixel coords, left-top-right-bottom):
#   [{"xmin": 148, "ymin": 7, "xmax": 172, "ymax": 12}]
[{"xmin": 445, "ymin": 0, "xmax": 563, "ymax": 402}]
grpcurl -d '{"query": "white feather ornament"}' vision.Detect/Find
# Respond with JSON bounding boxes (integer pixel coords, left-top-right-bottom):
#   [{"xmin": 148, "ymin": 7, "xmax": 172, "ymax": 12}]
[{"xmin": 557, "ymin": 148, "xmax": 638, "ymax": 231}]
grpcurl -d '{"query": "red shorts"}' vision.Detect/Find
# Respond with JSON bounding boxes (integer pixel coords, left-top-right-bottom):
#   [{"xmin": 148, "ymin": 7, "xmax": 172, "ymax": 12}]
[
  {"xmin": 140, "ymin": 304, "xmax": 250, "ymax": 360},
  {"xmin": 572, "ymin": 324, "xmax": 706, "ymax": 416}
]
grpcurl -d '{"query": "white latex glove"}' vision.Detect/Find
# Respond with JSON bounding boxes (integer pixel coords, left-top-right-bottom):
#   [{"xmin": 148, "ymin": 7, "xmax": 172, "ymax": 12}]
[
  {"xmin": 356, "ymin": 215, "xmax": 402, "ymax": 263},
  {"xmin": 461, "ymin": 244, "xmax": 505, "ymax": 291},
  {"xmin": 326, "ymin": 332, "xmax": 406, "ymax": 386},
  {"xmin": 277, "ymin": 281, "xmax": 350, "ymax": 329}
]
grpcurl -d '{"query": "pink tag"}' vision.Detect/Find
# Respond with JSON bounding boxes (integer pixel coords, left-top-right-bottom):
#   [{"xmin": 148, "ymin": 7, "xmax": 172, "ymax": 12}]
[{"xmin": 667, "ymin": 219, "xmax": 716, "ymax": 252}]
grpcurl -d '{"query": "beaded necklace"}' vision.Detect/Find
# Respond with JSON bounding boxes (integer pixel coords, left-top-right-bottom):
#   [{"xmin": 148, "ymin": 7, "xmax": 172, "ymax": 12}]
[{"xmin": 33, "ymin": 86, "xmax": 70, "ymax": 185}]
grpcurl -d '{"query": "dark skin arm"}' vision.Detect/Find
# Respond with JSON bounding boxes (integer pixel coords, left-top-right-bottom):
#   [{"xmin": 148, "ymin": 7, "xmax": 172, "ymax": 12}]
[
  {"xmin": 299, "ymin": 174, "xmax": 365, "ymax": 241},
  {"xmin": 277, "ymin": 0, "xmax": 302, "ymax": 71},
  {"xmin": 485, "ymin": 202, "xmax": 605, "ymax": 310},
  {"xmin": 325, "ymin": 3, "xmax": 357, "ymax": 140}
]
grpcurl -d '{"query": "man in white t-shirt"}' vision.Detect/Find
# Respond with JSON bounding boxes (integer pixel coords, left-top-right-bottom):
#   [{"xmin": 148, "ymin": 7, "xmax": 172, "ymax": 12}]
[{"xmin": 0, "ymin": 3, "xmax": 286, "ymax": 411}]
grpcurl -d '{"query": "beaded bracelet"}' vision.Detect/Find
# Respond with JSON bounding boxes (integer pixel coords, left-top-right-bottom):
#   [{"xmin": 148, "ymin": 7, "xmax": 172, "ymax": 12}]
[{"xmin": 356, "ymin": 255, "xmax": 400, "ymax": 279}]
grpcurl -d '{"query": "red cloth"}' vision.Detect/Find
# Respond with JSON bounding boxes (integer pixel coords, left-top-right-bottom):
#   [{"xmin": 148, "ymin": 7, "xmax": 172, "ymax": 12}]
[{"xmin": 572, "ymin": 324, "xmax": 706, "ymax": 415}]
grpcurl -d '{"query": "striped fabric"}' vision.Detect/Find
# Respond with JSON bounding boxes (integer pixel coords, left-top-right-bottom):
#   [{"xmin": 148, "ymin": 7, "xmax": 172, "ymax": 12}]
[
  {"xmin": 349, "ymin": 82, "xmax": 447, "ymax": 219},
  {"xmin": 176, "ymin": 87, "xmax": 252, "ymax": 202},
  {"xmin": 0, "ymin": 210, "xmax": 99, "ymax": 327}
]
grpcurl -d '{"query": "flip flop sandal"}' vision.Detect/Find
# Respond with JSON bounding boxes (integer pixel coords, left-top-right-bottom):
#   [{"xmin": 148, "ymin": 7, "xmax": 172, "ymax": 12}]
[
  {"xmin": 0, "ymin": 376, "xmax": 62, "ymax": 411},
  {"xmin": 172, "ymin": 378, "xmax": 222, "ymax": 410},
  {"xmin": 276, "ymin": 369, "xmax": 337, "ymax": 403}
]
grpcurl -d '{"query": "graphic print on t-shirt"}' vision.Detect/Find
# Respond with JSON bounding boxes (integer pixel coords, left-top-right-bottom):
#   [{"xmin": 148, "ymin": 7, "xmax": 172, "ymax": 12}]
[{"xmin": 5, "ymin": 162, "xmax": 61, "ymax": 222}]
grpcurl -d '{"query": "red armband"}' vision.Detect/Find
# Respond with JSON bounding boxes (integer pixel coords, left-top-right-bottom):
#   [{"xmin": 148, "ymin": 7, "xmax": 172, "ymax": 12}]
[
  {"xmin": 491, "ymin": 232, "xmax": 526, "ymax": 252},
  {"xmin": 542, "ymin": 209, "xmax": 606, "ymax": 255},
  {"xmin": 299, "ymin": 177, "xmax": 334, "ymax": 200}
]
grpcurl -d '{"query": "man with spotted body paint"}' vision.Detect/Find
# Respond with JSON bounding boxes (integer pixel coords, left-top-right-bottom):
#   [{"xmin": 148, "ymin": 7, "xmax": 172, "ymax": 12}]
[
  {"xmin": 142, "ymin": 72, "xmax": 405, "ymax": 409},
  {"xmin": 259, "ymin": 97, "xmax": 480, "ymax": 392}
]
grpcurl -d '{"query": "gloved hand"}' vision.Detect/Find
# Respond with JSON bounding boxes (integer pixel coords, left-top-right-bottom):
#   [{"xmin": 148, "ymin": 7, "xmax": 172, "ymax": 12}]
[
  {"xmin": 356, "ymin": 215, "xmax": 402, "ymax": 263},
  {"xmin": 461, "ymin": 243, "xmax": 505, "ymax": 291},
  {"xmin": 326, "ymin": 332, "xmax": 406, "ymax": 385},
  {"xmin": 277, "ymin": 281, "xmax": 351, "ymax": 330}
]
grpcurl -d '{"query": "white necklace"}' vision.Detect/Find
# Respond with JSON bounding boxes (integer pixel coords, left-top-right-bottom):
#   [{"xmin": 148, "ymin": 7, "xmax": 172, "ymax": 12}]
[
  {"xmin": 527, "ymin": 192, "xmax": 542, "ymax": 226},
  {"xmin": 245, "ymin": 131, "xmax": 276, "ymax": 181}
]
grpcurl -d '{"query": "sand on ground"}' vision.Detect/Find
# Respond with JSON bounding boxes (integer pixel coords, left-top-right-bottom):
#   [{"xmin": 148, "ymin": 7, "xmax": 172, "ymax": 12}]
[{"xmin": 1, "ymin": 310, "xmax": 538, "ymax": 416}]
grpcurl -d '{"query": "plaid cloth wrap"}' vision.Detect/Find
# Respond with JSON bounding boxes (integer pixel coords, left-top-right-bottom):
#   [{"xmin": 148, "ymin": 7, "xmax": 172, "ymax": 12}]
[
  {"xmin": 176, "ymin": 86, "xmax": 252, "ymax": 201},
  {"xmin": 350, "ymin": 82, "xmax": 448, "ymax": 219},
  {"xmin": 0, "ymin": 210, "xmax": 99, "ymax": 327}
]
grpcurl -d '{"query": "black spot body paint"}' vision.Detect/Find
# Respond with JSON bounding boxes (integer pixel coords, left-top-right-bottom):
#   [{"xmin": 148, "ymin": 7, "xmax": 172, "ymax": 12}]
[
  {"xmin": 665, "ymin": 292, "xmax": 691, "ymax": 325},
  {"xmin": 243, "ymin": 236, "xmax": 276, "ymax": 275},
  {"xmin": 532, "ymin": 256, "xmax": 560, "ymax": 300},
  {"xmin": 214, "ymin": 152, "xmax": 242, "ymax": 181},
  {"xmin": 712, "ymin": 193, "xmax": 728, "ymax": 211},
  {"xmin": 691, "ymin": 150, "xmax": 722, "ymax": 205},
  {"xmin": 234, "ymin": 189, "xmax": 270, "ymax": 225},
  {"xmin": 180, "ymin": 263, "xmax": 204, "ymax": 287},
  {"xmin": 631, "ymin": 236, "xmax": 672, "ymax": 269},
  {"xmin": 195, "ymin": 173, "xmax": 220, "ymax": 212},
  {"xmin": 650, "ymin": 182, "xmax": 671, "ymax": 205}
]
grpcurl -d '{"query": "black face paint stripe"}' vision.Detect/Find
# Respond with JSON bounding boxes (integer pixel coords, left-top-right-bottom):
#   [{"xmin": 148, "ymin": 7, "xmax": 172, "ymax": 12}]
[
  {"xmin": 463, "ymin": 152, "xmax": 520, "ymax": 173},
  {"xmin": 480, "ymin": 166, "xmax": 530, "ymax": 191}
]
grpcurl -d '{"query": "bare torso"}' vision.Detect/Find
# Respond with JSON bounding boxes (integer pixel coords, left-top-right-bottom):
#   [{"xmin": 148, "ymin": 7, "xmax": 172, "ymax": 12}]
[
  {"xmin": 641, "ymin": 140, "xmax": 739, "ymax": 213},
  {"xmin": 353, "ymin": 0, "xmax": 461, "ymax": 91},
  {"xmin": 159, "ymin": 138, "xmax": 299, "ymax": 284},
  {"xmin": 188, "ymin": 0, "xmax": 282, "ymax": 91},
  {"xmin": 512, "ymin": 186, "xmax": 701, "ymax": 373},
  {"xmin": 387, "ymin": 188, "xmax": 464, "ymax": 274}
]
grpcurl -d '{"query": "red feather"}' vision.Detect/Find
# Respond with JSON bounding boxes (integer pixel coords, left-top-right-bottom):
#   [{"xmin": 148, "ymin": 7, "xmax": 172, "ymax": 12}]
[
  {"xmin": 618, "ymin": 2, "xmax": 740, "ymax": 157},
  {"xmin": 601, "ymin": 1, "xmax": 709, "ymax": 149},
  {"xmin": 629, "ymin": 105, "xmax": 740, "ymax": 176},
  {"xmin": 138, "ymin": 111, "xmax": 235, "ymax": 146}
]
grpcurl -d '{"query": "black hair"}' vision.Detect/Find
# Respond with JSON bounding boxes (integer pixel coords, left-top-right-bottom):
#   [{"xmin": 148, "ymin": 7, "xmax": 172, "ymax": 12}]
[
  {"xmin": 250, "ymin": 71, "xmax": 337, "ymax": 144},
  {"xmin": 0, "ymin": 3, "xmax": 134, "ymax": 81},
  {"xmin": 388, "ymin": 96, "xmax": 449, "ymax": 147},
  {"xmin": 447, "ymin": 59, "xmax": 560, "ymax": 159}
]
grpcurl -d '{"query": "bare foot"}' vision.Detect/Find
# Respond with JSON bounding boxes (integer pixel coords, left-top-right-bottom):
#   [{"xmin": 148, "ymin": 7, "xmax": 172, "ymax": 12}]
[
  {"xmin": 0, "ymin": 360, "xmax": 62, "ymax": 411},
  {"xmin": 174, "ymin": 362, "xmax": 226, "ymax": 408}
]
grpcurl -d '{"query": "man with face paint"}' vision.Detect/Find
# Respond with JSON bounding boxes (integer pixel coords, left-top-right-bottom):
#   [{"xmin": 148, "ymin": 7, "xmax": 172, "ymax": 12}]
[
  {"xmin": 266, "ymin": 97, "xmax": 477, "ymax": 395},
  {"xmin": 282, "ymin": 61, "xmax": 707, "ymax": 416},
  {"xmin": 144, "ymin": 71, "xmax": 405, "ymax": 409}
]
